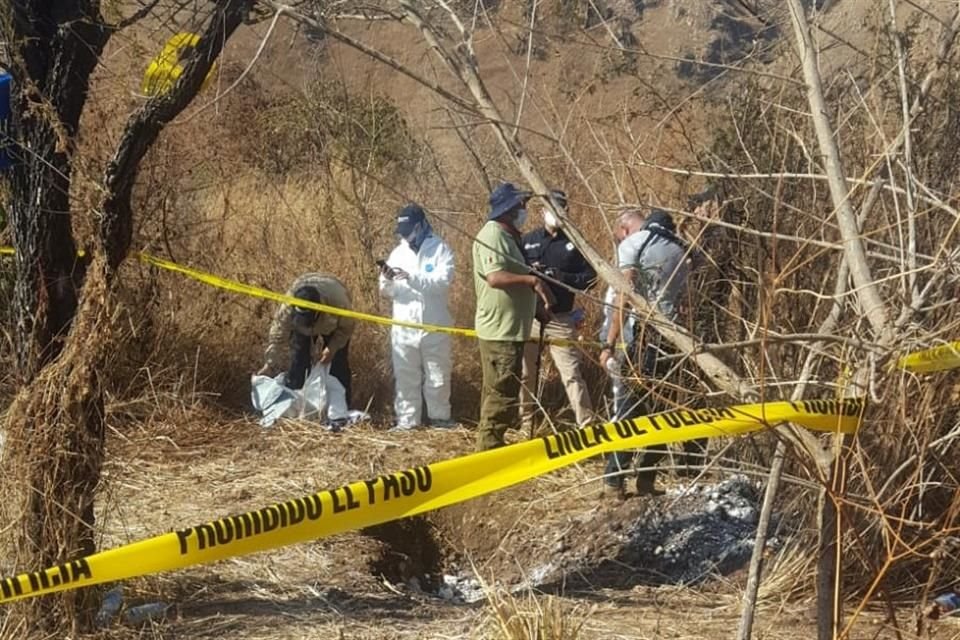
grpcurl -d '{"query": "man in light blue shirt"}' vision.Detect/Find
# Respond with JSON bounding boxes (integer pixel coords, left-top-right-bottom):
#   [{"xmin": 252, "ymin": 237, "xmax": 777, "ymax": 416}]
[{"xmin": 599, "ymin": 208, "xmax": 693, "ymax": 499}]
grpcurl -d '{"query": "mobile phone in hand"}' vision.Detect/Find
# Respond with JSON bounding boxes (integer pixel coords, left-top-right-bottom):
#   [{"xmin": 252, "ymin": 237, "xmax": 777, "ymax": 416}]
[{"xmin": 376, "ymin": 260, "xmax": 399, "ymax": 278}]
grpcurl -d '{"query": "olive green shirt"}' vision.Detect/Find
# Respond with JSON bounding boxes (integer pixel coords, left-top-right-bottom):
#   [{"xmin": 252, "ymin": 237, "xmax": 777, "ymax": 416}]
[
  {"xmin": 472, "ymin": 221, "xmax": 536, "ymax": 341},
  {"xmin": 264, "ymin": 273, "xmax": 355, "ymax": 370}
]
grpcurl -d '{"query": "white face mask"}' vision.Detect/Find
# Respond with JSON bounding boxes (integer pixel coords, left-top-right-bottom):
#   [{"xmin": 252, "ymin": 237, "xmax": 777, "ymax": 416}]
[
  {"xmin": 514, "ymin": 208, "xmax": 528, "ymax": 228},
  {"xmin": 543, "ymin": 209, "xmax": 559, "ymax": 230}
]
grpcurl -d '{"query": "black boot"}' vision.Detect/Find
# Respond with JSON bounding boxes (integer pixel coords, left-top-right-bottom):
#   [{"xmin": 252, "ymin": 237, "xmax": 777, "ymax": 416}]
[{"xmin": 635, "ymin": 472, "xmax": 665, "ymax": 497}]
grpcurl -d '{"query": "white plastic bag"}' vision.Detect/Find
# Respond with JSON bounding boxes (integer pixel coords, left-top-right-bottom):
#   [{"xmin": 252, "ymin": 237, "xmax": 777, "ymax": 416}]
[
  {"xmin": 298, "ymin": 365, "xmax": 332, "ymax": 422},
  {"xmin": 250, "ymin": 374, "xmax": 295, "ymax": 428},
  {"xmin": 250, "ymin": 364, "xmax": 351, "ymax": 428}
]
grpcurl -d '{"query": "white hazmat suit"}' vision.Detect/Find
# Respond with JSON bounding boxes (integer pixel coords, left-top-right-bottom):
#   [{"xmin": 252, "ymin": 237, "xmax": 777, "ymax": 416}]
[{"xmin": 379, "ymin": 233, "xmax": 455, "ymax": 428}]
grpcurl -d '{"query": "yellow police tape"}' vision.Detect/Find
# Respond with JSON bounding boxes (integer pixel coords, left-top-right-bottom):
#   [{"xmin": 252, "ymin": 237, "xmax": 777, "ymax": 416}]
[
  {"xmin": 0, "ymin": 247, "xmax": 85, "ymax": 257},
  {"xmin": 136, "ymin": 253, "xmax": 596, "ymax": 348},
  {"xmin": 0, "ymin": 246, "xmax": 489, "ymax": 339},
  {"xmin": 898, "ymin": 341, "xmax": 960, "ymax": 374},
  {"xmin": 0, "ymin": 398, "xmax": 864, "ymax": 604},
  {"xmin": 0, "ymin": 246, "xmax": 532, "ymax": 342},
  {"xmin": 135, "ymin": 252, "xmax": 482, "ymax": 340},
  {"xmin": 2, "ymin": 246, "xmax": 956, "ymax": 361}
]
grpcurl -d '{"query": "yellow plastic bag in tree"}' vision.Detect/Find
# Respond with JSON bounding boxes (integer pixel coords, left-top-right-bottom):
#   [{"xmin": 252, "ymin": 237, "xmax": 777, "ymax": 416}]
[{"xmin": 141, "ymin": 32, "xmax": 217, "ymax": 96}]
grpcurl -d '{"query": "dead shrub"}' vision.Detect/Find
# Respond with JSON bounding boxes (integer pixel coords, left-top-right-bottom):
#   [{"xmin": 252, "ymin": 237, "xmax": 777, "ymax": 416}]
[
  {"xmin": 483, "ymin": 589, "xmax": 592, "ymax": 640},
  {"xmin": 702, "ymin": 9, "xmax": 960, "ymax": 608}
]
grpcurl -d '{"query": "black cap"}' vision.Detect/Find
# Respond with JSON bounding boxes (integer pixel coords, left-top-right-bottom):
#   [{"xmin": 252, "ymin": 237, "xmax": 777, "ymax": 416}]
[
  {"xmin": 687, "ymin": 186, "xmax": 719, "ymax": 209},
  {"xmin": 292, "ymin": 285, "xmax": 322, "ymax": 318},
  {"xmin": 644, "ymin": 208, "xmax": 676, "ymax": 233},
  {"xmin": 395, "ymin": 203, "xmax": 426, "ymax": 236}
]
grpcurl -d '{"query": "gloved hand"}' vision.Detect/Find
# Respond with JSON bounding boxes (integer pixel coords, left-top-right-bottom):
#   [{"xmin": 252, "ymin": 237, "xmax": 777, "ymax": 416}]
[
  {"xmin": 535, "ymin": 305, "xmax": 553, "ymax": 325},
  {"xmin": 532, "ymin": 278, "xmax": 555, "ymax": 310}
]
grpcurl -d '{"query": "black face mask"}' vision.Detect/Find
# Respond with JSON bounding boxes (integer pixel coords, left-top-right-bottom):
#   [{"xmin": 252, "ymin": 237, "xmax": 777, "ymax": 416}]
[
  {"xmin": 405, "ymin": 223, "xmax": 429, "ymax": 252},
  {"xmin": 292, "ymin": 309, "xmax": 318, "ymax": 330}
]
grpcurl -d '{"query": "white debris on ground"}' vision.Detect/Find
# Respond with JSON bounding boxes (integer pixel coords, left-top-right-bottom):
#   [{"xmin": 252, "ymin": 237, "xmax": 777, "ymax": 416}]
[
  {"xmin": 636, "ymin": 476, "xmax": 759, "ymax": 584},
  {"xmin": 408, "ymin": 475, "xmax": 775, "ymax": 601},
  {"xmin": 523, "ymin": 474, "xmax": 775, "ymax": 589},
  {"xmin": 636, "ymin": 475, "xmax": 767, "ymax": 585},
  {"xmin": 437, "ymin": 573, "xmax": 486, "ymax": 603}
]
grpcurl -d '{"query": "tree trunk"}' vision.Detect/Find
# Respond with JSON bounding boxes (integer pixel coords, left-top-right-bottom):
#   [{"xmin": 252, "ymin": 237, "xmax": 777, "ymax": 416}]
[
  {"xmin": 736, "ymin": 440, "xmax": 786, "ymax": 639},
  {"xmin": 1, "ymin": 0, "xmax": 249, "ymax": 633},
  {"xmin": 3, "ymin": 267, "xmax": 111, "ymax": 633},
  {"xmin": 783, "ymin": 3, "xmax": 897, "ymax": 637},
  {"xmin": 817, "ymin": 471, "xmax": 841, "ymax": 640},
  {"xmin": 7, "ymin": 0, "xmax": 108, "ymax": 380},
  {"xmin": 2, "ymin": 2, "xmax": 110, "ymax": 631}
]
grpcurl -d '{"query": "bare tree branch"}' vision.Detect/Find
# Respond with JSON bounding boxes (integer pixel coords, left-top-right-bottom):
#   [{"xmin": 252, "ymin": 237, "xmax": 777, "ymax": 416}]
[
  {"xmin": 100, "ymin": 0, "xmax": 252, "ymax": 269},
  {"xmin": 787, "ymin": 0, "xmax": 892, "ymax": 341},
  {"xmin": 111, "ymin": 0, "xmax": 164, "ymax": 30},
  {"xmin": 271, "ymin": 1, "xmax": 480, "ymax": 114},
  {"xmin": 627, "ymin": 160, "xmax": 960, "ymax": 225},
  {"xmin": 388, "ymin": 0, "xmax": 844, "ymax": 470},
  {"xmin": 887, "ymin": 0, "xmax": 919, "ymax": 305},
  {"xmin": 737, "ymin": 176, "xmax": 887, "ymax": 640},
  {"xmin": 782, "ymin": 4, "xmax": 920, "ymax": 634},
  {"xmin": 173, "ymin": 5, "xmax": 284, "ymax": 125}
]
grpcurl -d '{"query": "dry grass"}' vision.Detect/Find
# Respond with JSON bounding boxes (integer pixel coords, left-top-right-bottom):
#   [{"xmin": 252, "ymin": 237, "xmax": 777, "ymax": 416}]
[
  {"xmin": 483, "ymin": 590, "xmax": 592, "ymax": 640},
  {"xmin": 74, "ymin": 4, "xmax": 709, "ymax": 425},
  {"xmin": 62, "ymin": 407, "xmax": 930, "ymax": 639}
]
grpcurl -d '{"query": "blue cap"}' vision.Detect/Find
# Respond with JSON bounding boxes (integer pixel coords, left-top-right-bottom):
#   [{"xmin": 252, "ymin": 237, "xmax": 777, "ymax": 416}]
[
  {"xmin": 488, "ymin": 182, "xmax": 532, "ymax": 220},
  {"xmin": 395, "ymin": 203, "xmax": 426, "ymax": 236}
]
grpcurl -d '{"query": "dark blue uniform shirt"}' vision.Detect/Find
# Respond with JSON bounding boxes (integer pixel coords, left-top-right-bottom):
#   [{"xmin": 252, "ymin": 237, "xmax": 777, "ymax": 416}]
[{"xmin": 522, "ymin": 228, "xmax": 596, "ymax": 313}]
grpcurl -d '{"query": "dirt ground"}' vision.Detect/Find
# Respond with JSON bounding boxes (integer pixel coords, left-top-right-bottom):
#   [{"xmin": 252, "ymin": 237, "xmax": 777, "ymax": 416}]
[{"xmin": 86, "ymin": 413, "xmax": 955, "ymax": 639}]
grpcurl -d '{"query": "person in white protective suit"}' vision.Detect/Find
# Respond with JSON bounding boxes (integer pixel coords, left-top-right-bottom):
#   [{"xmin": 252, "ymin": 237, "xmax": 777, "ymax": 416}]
[{"xmin": 379, "ymin": 203, "xmax": 456, "ymax": 431}]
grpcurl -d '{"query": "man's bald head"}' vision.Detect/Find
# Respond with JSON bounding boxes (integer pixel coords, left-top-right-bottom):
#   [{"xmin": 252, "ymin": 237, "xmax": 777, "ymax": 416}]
[{"xmin": 615, "ymin": 208, "xmax": 645, "ymax": 241}]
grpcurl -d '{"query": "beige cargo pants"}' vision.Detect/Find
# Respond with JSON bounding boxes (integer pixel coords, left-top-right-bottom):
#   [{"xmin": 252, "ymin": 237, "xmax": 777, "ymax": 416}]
[{"xmin": 520, "ymin": 311, "xmax": 594, "ymax": 430}]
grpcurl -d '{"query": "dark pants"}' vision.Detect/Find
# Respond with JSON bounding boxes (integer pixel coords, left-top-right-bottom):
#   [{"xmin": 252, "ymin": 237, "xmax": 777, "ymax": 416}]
[
  {"xmin": 328, "ymin": 339, "xmax": 352, "ymax": 406},
  {"xmin": 605, "ymin": 449, "xmax": 665, "ymax": 488},
  {"xmin": 287, "ymin": 332, "xmax": 352, "ymax": 405},
  {"xmin": 603, "ymin": 332, "xmax": 704, "ymax": 489},
  {"xmin": 476, "ymin": 339, "xmax": 525, "ymax": 451}
]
